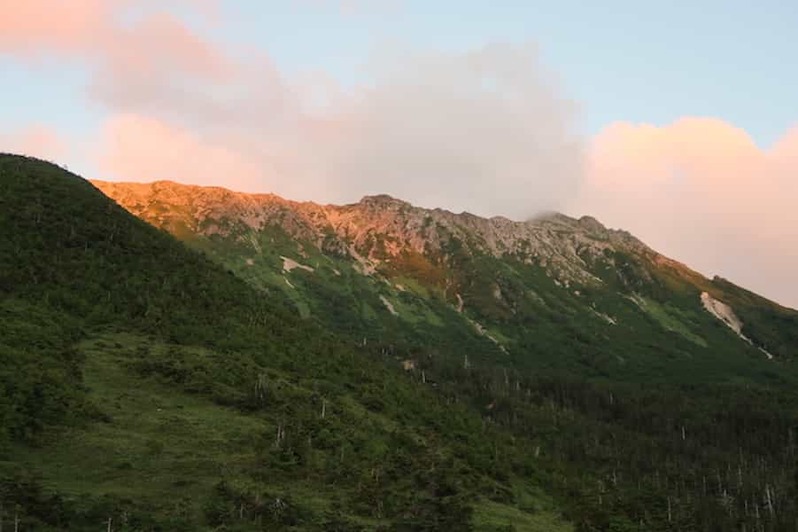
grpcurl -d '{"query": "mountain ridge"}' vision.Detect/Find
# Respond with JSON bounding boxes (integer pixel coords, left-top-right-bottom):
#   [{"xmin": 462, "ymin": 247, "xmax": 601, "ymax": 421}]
[
  {"xmin": 93, "ymin": 177, "xmax": 798, "ymax": 377},
  {"xmin": 92, "ymin": 179, "xmax": 670, "ymax": 291},
  {"xmin": 3, "ymin": 154, "xmax": 570, "ymax": 530},
  {"xmin": 6, "ymin": 155, "xmax": 798, "ymax": 530}
]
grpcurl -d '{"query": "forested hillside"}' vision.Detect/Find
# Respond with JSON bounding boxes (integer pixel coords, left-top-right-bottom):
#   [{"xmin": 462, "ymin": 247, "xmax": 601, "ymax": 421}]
[
  {"xmin": 2, "ymin": 154, "xmax": 798, "ymax": 530},
  {"xmin": 0, "ymin": 154, "xmax": 568, "ymax": 530}
]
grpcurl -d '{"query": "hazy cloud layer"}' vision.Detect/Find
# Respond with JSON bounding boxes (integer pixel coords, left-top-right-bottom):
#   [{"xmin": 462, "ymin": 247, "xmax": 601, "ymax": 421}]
[
  {"xmin": 312, "ymin": 44, "xmax": 584, "ymax": 218},
  {"xmin": 90, "ymin": 39, "xmax": 585, "ymax": 218},
  {"xmin": 572, "ymin": 118, "xmax": 798, "ymax": 309}
]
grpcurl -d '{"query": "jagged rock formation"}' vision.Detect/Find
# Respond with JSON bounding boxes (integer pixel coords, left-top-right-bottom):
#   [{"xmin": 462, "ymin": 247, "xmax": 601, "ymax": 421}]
[
  {"xmin": 93, "ymin": 180, "xmax": 660, "ymax": 286},
  {"xmin": 93, "ymin": 179, "xmax": 798, "ymax": 369}
]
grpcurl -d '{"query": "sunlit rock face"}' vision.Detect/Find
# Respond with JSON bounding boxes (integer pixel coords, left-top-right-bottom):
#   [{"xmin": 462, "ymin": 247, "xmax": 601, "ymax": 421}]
[{"xmin": 92, "ymin": 179, "xmax": 662, "ymax": 287}]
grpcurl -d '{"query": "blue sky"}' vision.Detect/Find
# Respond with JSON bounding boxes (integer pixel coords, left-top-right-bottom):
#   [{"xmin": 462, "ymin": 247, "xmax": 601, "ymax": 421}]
[
  {"xmin": 213, "ymin": 0, "xmax": 797, "ymax": 146},
  {"xmin": 2, "ymin": 1, "xmax": 796, "ymax": 147}
]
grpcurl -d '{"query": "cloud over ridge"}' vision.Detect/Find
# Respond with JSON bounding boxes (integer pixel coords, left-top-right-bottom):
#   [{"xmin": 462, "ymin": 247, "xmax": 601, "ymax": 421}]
[
  {"xmin": 574, "ymin": 117, "xmax": 798, "ymax": 308},
  {"xmin": 1, "ymin": 2, "xmax": 585, "ymax": 219}
]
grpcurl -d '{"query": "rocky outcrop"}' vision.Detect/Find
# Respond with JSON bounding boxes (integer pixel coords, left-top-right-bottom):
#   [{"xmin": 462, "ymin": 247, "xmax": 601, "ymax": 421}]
[{"xmin": 92, "ymin": 180, "xmax": 659, "ymax": 286}]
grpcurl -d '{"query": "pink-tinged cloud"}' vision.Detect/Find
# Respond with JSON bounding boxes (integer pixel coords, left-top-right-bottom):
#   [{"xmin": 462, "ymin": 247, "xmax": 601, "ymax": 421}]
[
  {"xmin": 1, "ymin": 0, "xmax": 242, "ymax": 133},
  {"xmin": 107, "ymin": 13, "xmax": 229, "ymax": 78},
  {"xmin": 0, "ymin": 0, "xmax": 111, "ymax": 54},
  {"xmin": 92, "ymin": 111, "xmax": 357, "ymax": 203},
  {"xmin": 0, "ymin": 0, "xmax": 225, "ymax": 78},
  {"xmin": 88, "ymin": 40, "xmax": 583, "ymax": 219},
  {"xmin": 0, "ymin": 125, "xmax": 67, "ymax": 162},
  {"xmin": 88, "ymin": 11, "xmax": 235, "ymax": 118},
  {"xmin": 97, "ymin": 114, "xmax": 263, "ymax": 191},
  {"xmin": 573, "ymin": 118, "xmax": 798, "ymax": 309}
]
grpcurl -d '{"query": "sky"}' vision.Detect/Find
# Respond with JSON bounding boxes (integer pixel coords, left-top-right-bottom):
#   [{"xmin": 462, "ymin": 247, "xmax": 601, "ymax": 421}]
[{"xmin": 1, "ymin": 1, "xmax": 797, "ymax": 308}]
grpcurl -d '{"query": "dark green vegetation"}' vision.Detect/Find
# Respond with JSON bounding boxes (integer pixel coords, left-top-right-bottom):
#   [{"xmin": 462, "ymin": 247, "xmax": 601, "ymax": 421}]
[
  {"xmin": 3, "ymin": 154, "xmax": 798, "ymax": 530},
  {"xmin": 0, "ymin": 154, "xmax": 568, "ymax": 530}
]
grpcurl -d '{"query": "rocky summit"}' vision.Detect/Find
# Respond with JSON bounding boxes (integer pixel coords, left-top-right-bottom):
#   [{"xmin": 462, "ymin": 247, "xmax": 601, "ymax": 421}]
[{"xmin": 93, "ymin": 180, "xmax": 649, "ymax": 286}]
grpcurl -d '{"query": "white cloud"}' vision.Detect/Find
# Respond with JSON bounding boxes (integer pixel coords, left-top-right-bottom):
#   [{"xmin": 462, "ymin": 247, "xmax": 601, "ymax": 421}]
[{"xmin": 307, "ymin": 43, "xmax": 584, "ymax": 218}]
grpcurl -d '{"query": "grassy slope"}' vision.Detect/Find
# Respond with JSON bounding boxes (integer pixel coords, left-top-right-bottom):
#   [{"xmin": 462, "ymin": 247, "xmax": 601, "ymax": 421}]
[
  {"xmin": 8, "ymin": 331, "xmax": 570, "ymax": 530},
  {"xmin": 182, "ymin": 221, "xmax": 796, "ymax": 387},
  {"xmin": 9, "ymin": 332, "xmax": 387, "ymax": 529}
]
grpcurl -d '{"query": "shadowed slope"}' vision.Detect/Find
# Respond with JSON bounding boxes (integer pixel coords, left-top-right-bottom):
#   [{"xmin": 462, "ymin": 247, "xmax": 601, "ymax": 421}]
[{"xmin": 0, "ymin": 154, "xmax": 569, "ymax": 530}]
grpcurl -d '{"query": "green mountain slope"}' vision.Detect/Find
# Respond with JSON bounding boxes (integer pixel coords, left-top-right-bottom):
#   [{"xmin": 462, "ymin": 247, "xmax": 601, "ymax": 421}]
[
  {"xmin": 0, "ymin": 154, "xmax": 569, "ymax": 530},
  {"xmin": 92, "ymin": 177, "xmax": 798, "ymax": 531},
  {"xmin": 4, "ymin": 155, "xmax": 798, "ymax": 531},
  {"xmin": 93, "ymin": 179, "xmax": 798, "ymax": 385}
]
